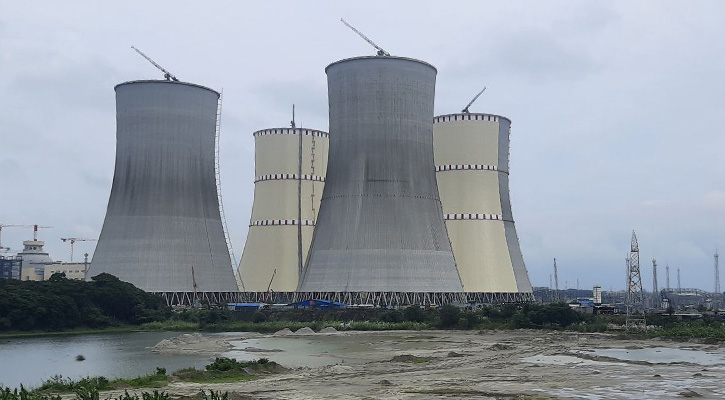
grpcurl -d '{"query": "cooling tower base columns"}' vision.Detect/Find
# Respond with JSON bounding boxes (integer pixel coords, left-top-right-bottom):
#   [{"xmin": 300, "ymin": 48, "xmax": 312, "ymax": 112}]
[{"xmin": 155, "ymin": 291, "xmax": 534, "ymax": 307}]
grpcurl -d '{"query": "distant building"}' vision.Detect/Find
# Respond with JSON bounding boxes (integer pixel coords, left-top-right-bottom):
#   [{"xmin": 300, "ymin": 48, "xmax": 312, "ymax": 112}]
[
  {"xmin": 17, "ymin": 240, "xmax": 54, "ymax": 281},
  {"xmin": 593, "ymin": 285, "xmax": 603, "ymax": 305},
  {"xmin": 0, "ymin": 256, "xmax": 22, "ymax": 280},
  {"xmin": 44, "ymin": 262, "xmax": 88, "ymax": 281}
]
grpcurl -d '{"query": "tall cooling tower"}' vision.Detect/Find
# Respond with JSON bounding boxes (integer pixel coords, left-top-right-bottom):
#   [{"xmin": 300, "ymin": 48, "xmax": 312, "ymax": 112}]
[
  {"xmin": 236, "ymin": 127, "xmax": 329, "ymax": 291},
  {"xmin": 433, "ymin": 113, "xmax": 532, "ymax": 293},
  {"xmin": 299, "ymin": 56, "xmax": 463, "ymax": 292},
  {"xmin": 90, "ymin": 80, "xmax": 238, "ymax": 292}
]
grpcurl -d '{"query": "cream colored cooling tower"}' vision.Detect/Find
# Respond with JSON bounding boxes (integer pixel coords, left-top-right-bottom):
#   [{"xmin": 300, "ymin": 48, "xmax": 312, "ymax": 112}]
[
  {"xmin": 237, "ymin": 128, "xmax": 329, "ymax": 291},
  {"xmin": 433, "ymin": 113, "xmax": 532, "ymax": 293}
]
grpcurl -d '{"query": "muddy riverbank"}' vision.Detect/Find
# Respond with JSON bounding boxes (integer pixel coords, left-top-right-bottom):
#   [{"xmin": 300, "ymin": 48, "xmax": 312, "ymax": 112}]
[{"xmin": 106, "ymin": 330, "xmax": 725, "ymax": 399}]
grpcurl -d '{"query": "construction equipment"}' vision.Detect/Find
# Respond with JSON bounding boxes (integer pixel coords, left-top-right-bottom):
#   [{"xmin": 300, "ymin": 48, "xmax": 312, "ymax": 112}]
[
  {"xmin": 0, "ymin": 224, "xmax": 34, "ymax": 251},
  {"xmin": 340, "ymin": 18, "xmax": 390, "ymax": 56},
  {"xmin": 60, "ymin": 238, "xmax": 97, "ymax": 262},
  {"xmin": 30, "ymin": 225, "xmax": 52, "ymax": 241},
  {"xmin": 462, "ymin": 87, "xmax": 487, "ymax": 114},
  {"xmin": 131, "ymin": 46, "xmax": 179, "ymax": 82}
]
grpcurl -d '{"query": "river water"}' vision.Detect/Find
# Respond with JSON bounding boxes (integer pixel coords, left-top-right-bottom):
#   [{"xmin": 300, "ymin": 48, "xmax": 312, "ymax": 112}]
[
  {"xmin": 0, "ymin": 332, "xmax": 212, "ymax": 389},
  {"xmin": 0, "ymin": 331, "xmax": 371, "ymax": 389}
]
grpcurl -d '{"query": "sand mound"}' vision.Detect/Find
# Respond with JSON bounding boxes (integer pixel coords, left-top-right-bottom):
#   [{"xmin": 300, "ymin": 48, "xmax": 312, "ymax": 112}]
[
  {"xmin": 273, "ymin": 328, "xmax": 294, "ymax": 336},
  {"xmin": 152, "ymin": 333, "xmax": 231, "ymax": 355},
  {"xmin": 293, "ymin": 327, "xmax": 316, "ymax": 335},
  {"xmin": 319, "ymin": 327, "xmax": 338, "ymax": 334}
]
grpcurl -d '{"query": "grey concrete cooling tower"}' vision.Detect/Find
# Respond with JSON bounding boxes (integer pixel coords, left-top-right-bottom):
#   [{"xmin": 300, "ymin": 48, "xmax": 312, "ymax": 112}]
[
  {"xmin": 90, "ymin": 80, "xmax": 238, "ymax": 292},
  {"xmin": 298, "ymin": 56, "xmax": 463, "ymax": 292}
]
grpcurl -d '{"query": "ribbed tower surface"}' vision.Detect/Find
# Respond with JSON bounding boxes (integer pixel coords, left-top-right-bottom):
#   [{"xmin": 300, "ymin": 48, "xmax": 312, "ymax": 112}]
[
  {"xmin": 299, "ymin": 56, "xmax": 463, "ymax": 292},
  {"xmin": 90, "ymin": 80, "xmax": 237, "ymax": 292},
  {"xmin": 237, "ymin": 128, "xmax": 329, "ymax": 291},
  {"xmin": 433, "ymin": 113, "xmax": 532, "ymax": 293}
]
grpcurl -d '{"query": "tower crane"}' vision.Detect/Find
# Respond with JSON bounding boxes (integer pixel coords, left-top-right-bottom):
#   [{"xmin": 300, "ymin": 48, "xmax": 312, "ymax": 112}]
[
  {"xmin": 462, "ymin": 87, "xmax": 487, "ymax": 114},
  {"xmin": 0, "ymin": 224, "xmax": 34, "ymax": 251},
  {"xmin": 31, "ymin": 225, "xmax": 53, "ymax": 241},
  {"xmin": 340, "ymin": 18, "xmax": 390, "ymax": 56},
  {"xmin": 60, "ymin": 238, "xmax": 97, "ymax": 262},
  {"xmin": 131, "ymin": 46, "xmax": 179, "ymax": 82}
]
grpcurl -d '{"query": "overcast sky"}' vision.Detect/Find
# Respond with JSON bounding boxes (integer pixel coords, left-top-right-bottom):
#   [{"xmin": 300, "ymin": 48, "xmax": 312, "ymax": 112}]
[{"xmin": 1, "ymin": 1, "xmax": 724, "ymax": 292}]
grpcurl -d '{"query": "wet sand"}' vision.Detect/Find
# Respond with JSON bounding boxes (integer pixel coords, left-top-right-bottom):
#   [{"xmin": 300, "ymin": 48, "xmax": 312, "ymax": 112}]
[{"xmin": 128, "ymin": 330, "xmax": 725, "ymax": 399}]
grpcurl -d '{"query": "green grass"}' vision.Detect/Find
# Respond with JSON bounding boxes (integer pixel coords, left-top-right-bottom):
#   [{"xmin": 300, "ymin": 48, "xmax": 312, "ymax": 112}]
[
  {"xmin": 34, "ymin": 372, "xmax": 170, "ymax": 394},
  {"xmin": 171, "ymin": 369, "xmax": 257, "ymax": 384},
  {"xmin": 200, "ymin": 320, "xmax": 431, "ymax": 333},
  {"xmin": 111, "ymin": 373, "xmax": 169, "ymax": 389},
  {"xmin": 137, "ymin": 321, "xmax": 198, "ymax": 331},
  {"xmin": 36, "ymin": 376, "xmax": 111, "ymax": 394}
]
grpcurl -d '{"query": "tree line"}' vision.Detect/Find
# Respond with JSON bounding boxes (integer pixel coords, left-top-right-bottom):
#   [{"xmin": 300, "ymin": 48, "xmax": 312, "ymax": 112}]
[{"xmin": 0, "ymin": 273, "xmax": 170, "ymax": 332}]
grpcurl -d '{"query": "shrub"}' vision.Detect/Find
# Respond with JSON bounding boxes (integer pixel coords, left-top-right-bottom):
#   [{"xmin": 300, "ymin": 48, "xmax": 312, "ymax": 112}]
[{"xmin": 437, "ymin": 305, "xmax": 461, "ymax": 328}]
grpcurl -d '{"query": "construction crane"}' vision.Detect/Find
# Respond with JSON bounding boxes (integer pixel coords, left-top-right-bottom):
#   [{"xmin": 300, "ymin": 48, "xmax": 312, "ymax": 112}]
[
  {"xmin": 0, "ymin": 224, "xmax": 35, "ymax": 251},
  {"xmin": 340, "ymin": 18, "xmax": 390, "ymax": 56},
  {"xmin": 31, "ymin": 225, "xmax": 52, "ymax": 241},
  {"xmin": 131, "ymin": 46, "xmax": 179, "ymax": 82},
  {"xmin": 60, "ymin": 238, "xmax": 97, "ymax": 262},
  {"xmin": 462, "ymin": 87, "xmax": 487, "ymax": 114}
]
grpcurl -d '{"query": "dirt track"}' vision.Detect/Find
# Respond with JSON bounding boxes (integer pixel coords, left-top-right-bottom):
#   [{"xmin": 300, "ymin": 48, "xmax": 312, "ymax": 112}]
[{"xmin": 120, "ymin": 330, "xmax": 725, "ymax": 399}]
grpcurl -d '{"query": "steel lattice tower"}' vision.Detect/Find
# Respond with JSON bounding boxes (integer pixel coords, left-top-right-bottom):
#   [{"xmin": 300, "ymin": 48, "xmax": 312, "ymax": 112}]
[
  {"xmin": 626, "ymin": 231, "xmax": 644, "ymax": 306},
  {"xmin": 625, "ymin": 231, "xmax": 646, "ymax": 329}
]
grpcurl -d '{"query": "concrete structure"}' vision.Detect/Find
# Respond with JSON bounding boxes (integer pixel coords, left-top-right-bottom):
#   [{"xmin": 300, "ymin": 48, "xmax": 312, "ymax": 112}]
[
  {"xmin": 17, "ymin": 240, "xmax": 54, "ymax": 281},
  {"xmin": 236, "ymin": 127, "xmax": 329, "ymax": 291},
  {"xmin": 0, "ymin": 256, "xmax": 22, "ymax": 280},
  {"xmin": 299, "ymin": 56, "xmax": 462, "ymax": 292},
  {"xmin": 593, "ymin": 285, "xmax": 603, "ymax": 305},
  {"xmin": 90, "ymin": 80, "xmax": 237, "ymax": 292},
  {"xmin": 44, "ymin": 262, "xmax": 88, "ymax": 280},
  {"xmin": 433, "ymin": 113, "xmax": 532, "ymax": 294}
]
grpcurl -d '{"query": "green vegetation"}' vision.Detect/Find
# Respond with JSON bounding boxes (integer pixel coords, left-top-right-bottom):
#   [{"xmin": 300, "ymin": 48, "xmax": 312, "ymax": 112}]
[
  {"xmin": 34, "ymin": 369, "xmax": 170, "ymax": 394},
  {"xmin": 1, "ymin": 274, "xmax": 722, "ymax": 341},
  {"xmin": 4, "ymin": 358, "xmax": 275, "ymax": 399},
  {"xmin": 172, "ymin": 357, "xmax": 281, "ymax": 383},
  {"xmin": 0, "ymin": 273, "xmax": 170, "ymax": 333},
  {"xmin": 0, "ymin": 387, "xmax": 231, "ymax": 400}
]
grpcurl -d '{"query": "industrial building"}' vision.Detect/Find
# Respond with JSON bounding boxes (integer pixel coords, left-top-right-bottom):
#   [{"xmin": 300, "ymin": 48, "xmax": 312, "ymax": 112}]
[
  {"xmin": 0, "ymin": 256, "xmax": 22, "ymax": 280},
  {"xmin": 433, "ymin": 113, "xmax": 532, "ymax": 297},
  {"xmin": 17, "ymin": 239, "xmax": 54, "ymax": 281},
  {"xmin": 90, "ymin": 80, "xmax": 238, "ymax": 293},
  {"xmin": 236, "ymin": 127, "xmax": 329, "ymax": 291},
  {"xmin": 44, "ymin": 262, "xmax": 89, "ymax": 281},
  {"xmin": 298, "ymin": 56, "xmax": 463, "ymax": 292}
]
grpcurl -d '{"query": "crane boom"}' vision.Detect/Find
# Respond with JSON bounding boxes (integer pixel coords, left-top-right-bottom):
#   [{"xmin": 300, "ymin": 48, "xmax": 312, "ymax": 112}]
[
  {"xmin": 61, "ymin": 238, "xmax": 97, "ymax": 262},
  {"xmin": 340, "ymin": 18, "xmax": 390, "ymax": 56},
  {"xmin": 0, "ymin": 224, "xmax": 34, "ymax": 250},
  {"xmin": 131, "ymin": 46, "xmax": 179, "ymax": 82},
  {"xmin": 462, "ymin": 87, "xmax": 487, "ymax": 113}
]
